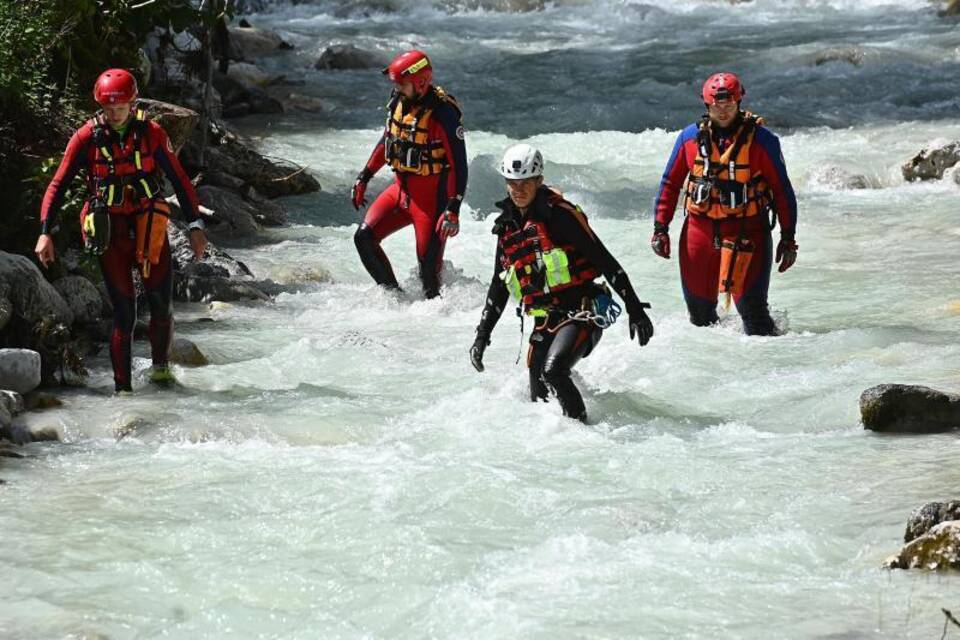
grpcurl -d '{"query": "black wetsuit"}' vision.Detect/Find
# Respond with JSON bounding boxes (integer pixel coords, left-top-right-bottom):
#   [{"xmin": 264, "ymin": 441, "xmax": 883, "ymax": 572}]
[{"xmin": 475, "ymin": 186, "xmax": 647, "ymax": 420}]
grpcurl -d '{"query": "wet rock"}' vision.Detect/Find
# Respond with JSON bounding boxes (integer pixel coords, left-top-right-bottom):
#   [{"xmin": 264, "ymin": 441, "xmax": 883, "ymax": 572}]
[
  {"xmin": 0, "ymin": 286, "xmax": 11, "ymax": 332},
  {"xmin": 201, "ymin": 170, "xmax": 246, "ymax": 191},
  {"xmin": 169, "ymin": 337, "xmax": 209, "ymax": 366},
  {"xmin": 860, "ymin": 384, "xmax": 960, "ymax": 433},
  {"xmin": 227, "ymin": 62, "xmax": 275, "ymax": 88},
  {"xmin": 197, "ymin": 185, "xmax": 262, "ymax": 240},
  {"xmin": 228, "ymin": 25, "xmax": 293, "ymax": 58},
  {"xmin": 905, "ymin": 501, "xmax": 960, "ymax": 542},
  {"xmin": 138, "ymin": 99, "xmax": 199, "ymax": 154},
  {"xmin": 213, "ymin": 72, "xmax": 283, "ymax": 118},
  {"xmin": 0, "ymin": 349, "xmax": 42, "ymax": 394},
  {"xmin": 807, "ymin": 165, "xmax": 869, "ymax": 190},
  {"xmin": 168, "ymin": 219, "xmax": 252, "ymax": 279},
  {"xmin": 242, "ymin": 186, "xmax": 286, "ymax": 226},
  {"xmin": 813, "ymin": 46, "xmax": 865, "ymax": 67},
  {"xmin": 53, "ymin": 276, "xmax": 104, "ymax": 325},
  {"xmin": 315, "ymin": 44, "xmax": 389, "ymax": 70},
  {"xmin": 0, "ymin": 390, "xmax": 24, "ymax": 417},
  {"xmin": 0, "ymin": 252, "xmax": 74, "ymax": 327},
  {"xmin": 941, "ymin": 0, "xmax": 960, "ymax": 17},
  {"xmin": 182, "ymin": 127, "xmax": 319, "ymax": 199},
  {"xmin": 438, "ymin": 0, "xmax": 545, "ymax": 10},
  {"xmin": 884, "ymin": 521, "xmax": 960, "ymax": 570},
  {"xmin": 23, "ymin": 391, "xmax": 62, "ymax": 411},
  {"xmin": 174, "ymin": 275, "xmax": 269, "ymax": 303},
  {"xmin": 902, "ymin": 141, "xmax": 960, "ymax": 182}
]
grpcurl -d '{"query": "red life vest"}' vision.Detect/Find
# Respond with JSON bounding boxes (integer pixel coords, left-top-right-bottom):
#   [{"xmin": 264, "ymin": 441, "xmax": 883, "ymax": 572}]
[
  {"xmin": 498, "ymin": 193, "xmax": 600, "ymax": 311},
  {"xmin": 89, "ymin": 108, "xmax": 163, "ymax": 209}
]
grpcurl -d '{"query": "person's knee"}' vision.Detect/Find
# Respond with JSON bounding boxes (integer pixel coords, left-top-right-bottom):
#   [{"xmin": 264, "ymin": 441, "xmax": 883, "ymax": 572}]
[
  {"xmin": 354, "ymin": 224, "xmax": 377, "ymax": 251},
  {"xmin": 541, "ymin": 354, "xmax": 571, "ymax": 387}
]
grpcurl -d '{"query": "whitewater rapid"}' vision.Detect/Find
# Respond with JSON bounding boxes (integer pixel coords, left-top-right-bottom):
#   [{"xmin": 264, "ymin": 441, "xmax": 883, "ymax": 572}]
[{"xmin": 3, "ymin": 1, "xmax": 960, "ymax": 638}]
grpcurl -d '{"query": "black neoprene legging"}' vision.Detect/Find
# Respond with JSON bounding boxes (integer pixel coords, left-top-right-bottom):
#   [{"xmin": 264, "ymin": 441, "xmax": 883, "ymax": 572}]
[{"xmin": 527, "ymin": 320, "xmax": 602, "ymax": 422}]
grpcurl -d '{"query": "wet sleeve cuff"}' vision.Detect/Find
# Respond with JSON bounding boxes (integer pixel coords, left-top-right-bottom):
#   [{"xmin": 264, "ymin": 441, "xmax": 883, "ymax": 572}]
[{"xmin": 445, "ymin": 196, "xmax": 463, "ymax": 215}]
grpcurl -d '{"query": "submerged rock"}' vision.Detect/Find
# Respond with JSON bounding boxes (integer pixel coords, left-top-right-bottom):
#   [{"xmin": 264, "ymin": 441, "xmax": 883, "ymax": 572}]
[
  {"xmin": 902, "ymin": 141, "xmax": 960, "ymax": 181},
  {"xmin": 905, "ymin": 501, "xmax": 960, "ymax": 542},
  {"xmin": 0, "ymin": 390, "xmax": 24, "ymax": 418},
  {"xmin": 806, "ymin": 165, "xmax": 870, "ymax": 190},
  {"xmin": 860, "ymin": 384, "xmax": 960, "ymax": 433},
  {"xmin": 885, "ymin": 521, "xmax": 960, "ymax": 570},
  {"xmin": 23, "ymin": 391, "xmax": 62, "ymax": 411},
  {"xmin": 315, "ymin": 44, "xmax": 388, "ymax": 70},
  {"xmin": 813, "ymin": 46, "xmax": 866, "ymax": 67},
  {"xmin": 0, "ymin": 349, "xmax": 42, "ymax": 395},
  {"xmin": 169, "ymin": 337, "xmax": 209, "ymax": 366}
]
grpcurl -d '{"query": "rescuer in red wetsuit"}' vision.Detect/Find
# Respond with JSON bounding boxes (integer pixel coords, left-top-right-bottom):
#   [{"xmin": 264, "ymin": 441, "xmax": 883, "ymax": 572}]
[
  {"xmin": 651, "ymin": 72, "xmax": 798, "ymax": 335},
  {"xmin": 35, "ymin": 69, "xmax": 207, "ymax": 392},
  {"xmin": 350, "ymin": 50, "xmax": 468, "ymax": 299}
]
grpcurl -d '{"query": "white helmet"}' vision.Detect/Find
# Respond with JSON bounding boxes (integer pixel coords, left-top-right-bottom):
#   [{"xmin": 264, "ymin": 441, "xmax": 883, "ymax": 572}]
[{"xmin": 498, "ymin": 144, "xmax": 544, "ymax": 179}]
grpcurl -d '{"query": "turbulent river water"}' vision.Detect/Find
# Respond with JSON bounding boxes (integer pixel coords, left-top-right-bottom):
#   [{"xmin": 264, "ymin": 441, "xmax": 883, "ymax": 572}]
[{"xmin": 3, "ymin": 1, "xmax": 960, "ymax": 638}]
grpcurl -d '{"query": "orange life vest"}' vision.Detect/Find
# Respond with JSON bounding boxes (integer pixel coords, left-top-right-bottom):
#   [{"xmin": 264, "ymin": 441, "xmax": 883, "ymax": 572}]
[
  {"xmin": 684, "ymin": 112, "xmax": 771, "ymax": 220},
  {"xmin": 383, "ymin": 86, "xmax": 461, "ymax": 176}
]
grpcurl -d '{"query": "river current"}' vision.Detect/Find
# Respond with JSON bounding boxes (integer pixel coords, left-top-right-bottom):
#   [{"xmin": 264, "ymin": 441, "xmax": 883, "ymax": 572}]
[{"xmin": 3, "ymin": 1, "xmax": 960, "ymax": 638}]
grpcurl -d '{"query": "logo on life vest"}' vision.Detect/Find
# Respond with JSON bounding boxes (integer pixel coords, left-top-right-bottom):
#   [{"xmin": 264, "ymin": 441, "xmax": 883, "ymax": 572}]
[{"xmin": 456, "ymin": 126, "xmax": 464, "ymax": 140}]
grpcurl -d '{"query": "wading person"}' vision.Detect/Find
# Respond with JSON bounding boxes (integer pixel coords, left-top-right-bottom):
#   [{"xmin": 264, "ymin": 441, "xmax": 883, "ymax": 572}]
[
  {"xmin": 36, "ymin": 68, "xmax": 207, "ymax": 392},
  {"xmin": 651, "ymin": 72, "xmax": 798, "ymax": 335},
  {"xmin": 350, "ymin": 49, "xmax": 468, "ymax": 299},
  {"xmin": 469, "ymin": 144, "xmax": 653, "ymax": 422}
]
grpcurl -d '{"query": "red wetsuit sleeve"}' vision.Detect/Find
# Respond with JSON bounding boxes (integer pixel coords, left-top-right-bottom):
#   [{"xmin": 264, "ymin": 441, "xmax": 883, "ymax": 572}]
[
  {"xmin": 150, "ymin": 124, "xmax": 200, "ymax": 223},
  {"xmin": 433, "ymin": 104, "xmax": 468, "ymax": 214},
  {"xmin": 653, "ymin": 127, "xmax": 695, "ymax": 228},
  {"xmin": 40, "ymin": 125, "xmax": 93, "ymax": 234},
  {"xmin": 751, "ymin": 128, "xmax": 798, "ymax": 236},
  {"xmin": 364, "ymin": 133, "xmax": 387, "ymax": 175}
]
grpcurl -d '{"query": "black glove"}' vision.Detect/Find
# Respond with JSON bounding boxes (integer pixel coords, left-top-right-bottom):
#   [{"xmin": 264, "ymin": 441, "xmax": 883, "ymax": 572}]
[
  {"xmin": 628, "ymin": 302, "xmax": 653, "ymax": 347},
  {"xmin": 470, "ymin": 334, "xmax": 489, "ymax": 372},
  {"xmin": 651, "ymin": 221, "xmax": 670, "ymax": 259},
  {"xmin": 775, "ymin": 232, "xmax": 798, "ymax": 273}
]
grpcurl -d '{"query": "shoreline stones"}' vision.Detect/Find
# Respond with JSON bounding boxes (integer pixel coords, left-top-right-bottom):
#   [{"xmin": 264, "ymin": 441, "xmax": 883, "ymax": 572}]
[
  {"xmin": 885, "ymin": 521, "xmax": 960, "ymax": 570},
  {"xmin": 902, "ymin": 140, "xmax": 960, "ymax": 182},
  {"xmin": 860, "ymin": 384, "xmax": 960, "ymax": 433},
  {"xmin": 0, "ymin": 350, "xmax": 42, "ymax": 395}
]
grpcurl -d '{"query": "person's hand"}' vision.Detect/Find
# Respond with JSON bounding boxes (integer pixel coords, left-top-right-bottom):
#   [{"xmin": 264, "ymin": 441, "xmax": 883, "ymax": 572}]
[
  {"xmin": 351, "ymin": 169, "xmax": 372, "ymax": 211},
  {"xmin": 436, "ymin": 210, "xmax": 459, "ymax": 239},
  {"xmin": 776, "ymin": 236, "xmax": 798, "ymax": 273},
  {"xmin": 628, "ymin": 302, "xmax": 653, "ymax": 346},
  {"xmin": 189, "ymin": 229, "xmax": 207, "ymax": 260},
  {"xmin": 651, "ymin": 223, "xmax": 670, "ymax": 259},
  {"xmin": 35, "ymin": 234, "xmax": 55, "ymax": 268},
  {"xmin": 470, "ymin": 335, "xmax": 488, "ymax": 372}
]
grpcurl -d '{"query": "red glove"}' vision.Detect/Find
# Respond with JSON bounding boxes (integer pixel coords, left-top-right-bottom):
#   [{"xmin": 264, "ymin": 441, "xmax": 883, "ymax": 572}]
[
  {"xmin": 350, "ymin": 168, "xmax": 372, "ymax": 211},
  {"xmin": 436, "ymin": 210, "xmax": 459, "ymax": 239}
]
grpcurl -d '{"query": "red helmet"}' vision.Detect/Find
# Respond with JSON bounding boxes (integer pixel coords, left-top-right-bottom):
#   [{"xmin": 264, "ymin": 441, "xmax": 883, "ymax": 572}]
[
  {"xmin": 702, "ymin": 72, "xmax": 744, "ymax": 104},
  {"xmin": 93, "ymin": 69, "xmax": 138, "ymax": 105},
  {"xmin": 383, "ymin": 50, "xmax": 433, "ymax": 95}
]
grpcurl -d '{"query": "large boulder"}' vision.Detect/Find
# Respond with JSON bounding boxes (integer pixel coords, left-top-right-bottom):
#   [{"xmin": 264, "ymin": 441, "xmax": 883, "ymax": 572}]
[
  {"xmin": 174, "ymin": 275, "xmax": 269, "ymax": 303},
  {"xmin": 314, "ymin": 44, "xmax": 389, "ymax": 70},
  {"xmin": 52, "ymin": 276, "xmax": 104, "ymax": 325},
  {"xmin": 138, "ymin": 99, "xmax": 199, "ymax": 154},
  {"xmin": 0, "ymin": 283, "xmax": 12, "ymax": 332},
  {"xmin": 905, "ymin": 501, "xmax": 960, "ymax": 542},
  {"xmin": 182, "ymin": 127, "xmax": 319, "ymax": 199},
  {"xmin": 228, "ymin": 26, "xmax": 293, "ymax": 59},
  {"xmin": 168, "ymin": 221, "xmax": 253, "ymax": 277},
  {"xmin": 0, "ymin": 349, "xmax": 42, "ymax": 394},
  {"xmin": 0, "ymin": 252, "xmax": 73, "ymax": 327},
  {"xmin": 860, "ymin": 384, "xmax": 960, "ymax": 433},
  {"xmin": 902, "ymin": 141, "xmax": 960, "ymax": 182},
  {"xmin": 196, "ymin": 185, "xmax": 262, "ymax": 240},
  {"xmin": 169, "ymin": 337, "xmax": 209, "ymax": 366},
  {"xmin": 213, "ymin": 71, "xmax": 284, "ymax": 118},
  {"xmin": 806, "ymin": 165, "xmax": 869, "ymax": 190},
  {"xmin": 885, "ymin": 521, "xmax": 960, "ymax": 570}
]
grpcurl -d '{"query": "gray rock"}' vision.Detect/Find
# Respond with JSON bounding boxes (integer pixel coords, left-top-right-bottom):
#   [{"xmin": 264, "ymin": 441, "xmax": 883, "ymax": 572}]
[
  {"xmin": 885, "ymin": 521, "xmax": 960, "ymax": 570},
  {"xmin": 202, "ymin": 170, "xmax": 246, "ymax": 191},
  {"xmin": 23, "ymin": 391, "xmax": 62, "ymax": 411},
  {"xmin": 228, "ymin": 26, "xmax": 293, "ymax": 58},
  {"xmin": 0, "ymin": 349, "xmax": 42, "ymax": 394},
  {"xmin": 813, "ymin": 46, "xmax": 866, "ymax": 67},
  {"xmin": 174, "ymin": 275, "xmax": 269, "ymax": 303},
  {"xmin": 197, "ymin": 185, "xmax": 262, "ymax": 240},
  {"xmin": 242, "ymin": 186, "xmax": 286, "ymax": 226},
  {"xmin": 53, "ymin": 276, "xmax": 104, "ymax": 325},
  {"xmin": 167, "ymin": 221, "xmax": 253, "ymax": 278},
  {"xmin": 905, "ymin": 501, "xmax": 960, "ymax": 542},
  {"xmin": 0, "ymin": 288, "xmax": 11, "ymax": 332},
  {"xmin": 0, "ymin": 252, "xmax": 74, "ymax": 327},
  {"xmin": 0, "ymin": 404, "xmax": 10, "ymax": 432},
  {"xmin": 941, "ymin": 0, "xmax": 960, "ymax": 17},
  {"xmin": 138, "ymin": 99, "xmax": 199, "ymax": 154},
  {"xmin": 860, "ymin": 384, "xmax": 960, "ymax": 433},
  {"xmin": 169, "ymin": 337, "xmax": 209, "ymax": 366},
  {"xmin": 902, "ymin": 141, "xmax": 960, "ymax": 182},
  {"xmin": 807, "ymin": 165, "xmax": 870, "ymax": 190},
  {"xmin": 227, "ymin": 61, "xmax": 275, "ymax": 87},
  {"xmin": 212, "ymin": 72, "xmax": 284, "ymax": 118},
  {"xmin": 0, "ymin": 390, "xmax": 24, "ymax": 417},
  {"xmin": 315, "ymin": 44, "xmax": 389, "ymax": 70}
]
